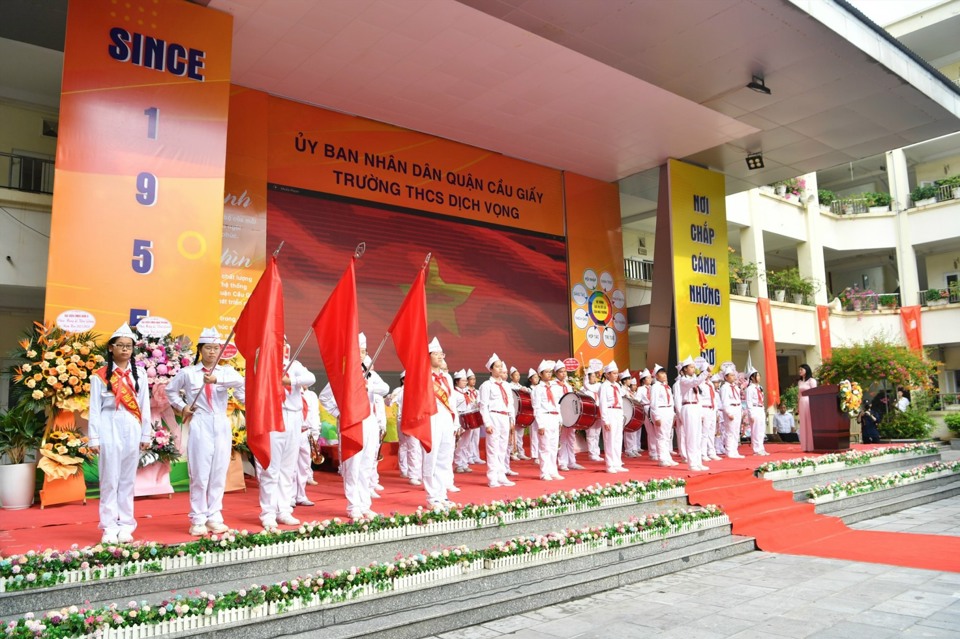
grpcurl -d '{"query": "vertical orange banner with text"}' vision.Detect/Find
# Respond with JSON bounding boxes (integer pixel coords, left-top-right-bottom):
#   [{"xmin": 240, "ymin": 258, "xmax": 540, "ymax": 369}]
[
  {"xmin": 564, "ymin": 172, "xmax": 629, "ymax": 368},
  {"xmin": 46, "ymin": 0, "xmax": 233, "ymax": 338}
]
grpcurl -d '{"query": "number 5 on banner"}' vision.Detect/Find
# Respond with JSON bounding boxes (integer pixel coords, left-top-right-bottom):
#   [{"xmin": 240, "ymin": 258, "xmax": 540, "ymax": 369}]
[{"xmin": 132, "ymin": 239, "xmax": 154, "ymax": 274}]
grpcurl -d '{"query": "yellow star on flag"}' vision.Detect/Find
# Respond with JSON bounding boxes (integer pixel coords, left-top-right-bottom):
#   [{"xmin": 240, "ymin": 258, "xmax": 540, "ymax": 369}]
[{"xmin": 400, "ymin": 258, "xmax": 474, "ymax": 336}]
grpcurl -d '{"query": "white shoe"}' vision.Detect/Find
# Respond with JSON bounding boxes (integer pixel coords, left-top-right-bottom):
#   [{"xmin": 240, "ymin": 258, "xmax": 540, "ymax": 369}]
[
  {"xmin": 206, "ymin": 522, "xmax": 229, "ymax": 534},
  {"xmin": 409, "ymin": 478, "xmax": 422, "ymax": 485},
  {"xmin": 455, "ymin": 466, "xmax": 468, "ymax": 473},
  {"xmin": 588, "ymin": 456, "xmax": 603, "ymax": 462},
  {"xmin": 189, "ymin": 524, "xmax": 208, "ymax": 537},
  {"xmin": 501, "ymin": 479, "xmax": 516, "ymax": 486},
  {"xmin": 473, "ymin": 459, "xmax": 486, "ymax": 465},
  {"xmin": 505, "ymin": 470, "xmax": 519, "ymax": 476},
  {"xmin": 606, "ymin": 469, "xmax": 620, "ymax": 474},
  {"xmin": 510, "ymin": 453, "xmax": 520, "ymax": 461},
  {"xmin": 558, "ymin": 465, "xmax": 569, "ymax": 472},
  {"xmin": 488, "ymin": 482, "xmax": 503, "ymax": 488},
  {"xmin": 448, "ymin": 485, "xmax": 461, "ymax": 492},
  {"xmin": 277, "ymin": 515, "xmax": 300, "ymax": 526},
  {"xmin": 118, "ymin": 532, "xmax": 134, "ymax": 544},
  {"xmin": 552, "ymin": 474, "xmax": 565, "ymax": 481},
  {"xmin": 616, "ymin": 467, "xmax": 629, "ymax": 473},
  {"xmin": 374, "ymin": 483, "xmax": 385, "ymax": 491},
  {"xmin": 101, "ymin": 533, "xmax": 118, "ymax": 545},
  {"xmin": 541, "ymin": 475, "xmax": 553, "ymax": 481},
  {"xmin": 570, "ymin": 463, "xmax": 585, "ymax": 470},
  {"xmin": 370, "ymin": 492, "xmax": 381, "ymax": 499},
  {"xmin": 710, "ymin": 455, "xmax": 722, "ymax": 461},
  {"xmin": 305, "ymin": 477, "xmax": 318, "ymax": 485}
]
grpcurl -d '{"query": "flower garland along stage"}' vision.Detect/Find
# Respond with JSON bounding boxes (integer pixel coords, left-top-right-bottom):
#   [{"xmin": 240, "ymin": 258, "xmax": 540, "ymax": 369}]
[
  {"xmin": 806, "ymin": 461, "xmax": 960, "ymax": 504},
  {"xmin": 0, "ymin": 507, "xmax": 725, "ymax": 639},
  {"xmin": 0, "ymin": 478, "xmax": 686, "ymax": 593},
  {"xmin": 753, "ymin": 443, "xmax": 940, "ymax": 479}
]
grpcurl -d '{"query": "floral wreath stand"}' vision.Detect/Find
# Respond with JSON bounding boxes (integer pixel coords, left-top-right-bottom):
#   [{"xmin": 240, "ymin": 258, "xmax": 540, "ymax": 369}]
[{"xmin": 38, "ymin": 411, "xmax": 88, "ymax": 509}]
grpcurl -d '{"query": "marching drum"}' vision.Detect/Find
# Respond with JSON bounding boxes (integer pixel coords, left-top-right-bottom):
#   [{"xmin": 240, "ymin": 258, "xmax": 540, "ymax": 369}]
[
  {"xmin": 512, "ymin": 388, "xmax": 535, "ymax": 427},
  {"xmin": 622, "ymin": 397, "xmax": 645, "ymax": 432},
  {"xmin": 559, "ymin": 391, "xmax": 599, "ymax": 428},
  {"xmin": 459, "ymin": 409, "xmax": 484, "ymax": 430}
]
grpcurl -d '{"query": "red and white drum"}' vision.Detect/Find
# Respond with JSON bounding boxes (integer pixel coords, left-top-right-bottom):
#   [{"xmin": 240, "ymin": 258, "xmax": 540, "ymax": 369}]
[
  {"xmin": 459, "ymin": 409, "xmax": 484, "ymax": 430},
  {"xmin": 559, "ymin": 391, "xmax": 599, "ymax": 428},
  {"xmin": 622, "ymin": 397, "xmax": 645, "ymax": 432},
  {"xmin": 512, "ymin": 388, "xmax": 535, "ymax": 427}
]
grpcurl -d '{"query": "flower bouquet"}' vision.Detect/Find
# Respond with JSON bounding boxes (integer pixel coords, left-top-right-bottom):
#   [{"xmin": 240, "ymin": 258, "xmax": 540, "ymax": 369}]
[
  {"xmin": 139, "ymin": 424, "xmax": 181, "ymax": 468},
  {"xmin": 37, "ymin": 429, "xmax": 96, "ymax": 479},
  {"xmin": 838, "ymin": 379, "xmax": 863, "ymax": 417},
  {"xmin": 134, "ymin": 333, "xmax": 193, "ymax": 388}
]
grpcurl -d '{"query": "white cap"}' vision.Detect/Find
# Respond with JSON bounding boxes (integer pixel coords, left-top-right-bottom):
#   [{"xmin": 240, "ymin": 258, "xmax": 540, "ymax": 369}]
[
  {"xmin": 554, "ymin": 360, "xmax": 565, "ymax": 371},
  {"xmin": 721, "ymin": 364, "xmax": 738, "ymax": 377},
  {"xmin": 197, "ymin": 327, "xmax": 224, "ymax": 345},
  {"xmin": 677, "ymin": 355, "xmax": 695, "ymax": 372},
  {"xmin": 400, "ymin": 370, "xmax": 406, "ymax": 380},
  {"xmin": 746, "ymin": 365, "xmax": 758, "ymax": 378},
  {"xmin": 653, "ymin": 364, "xmax": 665, "ymax": 376},
  {"xmin": 618, "ymin": 369, "xmax": 632, "ymax": 381},
  {"xmin": 358, "ymin": 332, "xmax": 367, "ymax": 349},
  {"xmin": 466, "ymin": 368, "xmax": 475, "ymax": 378},
  {"xmin": 111, "ymin": 323, "xmax": 137, "ymax": 341},
  {"xmin": 428, "ymin": 337, "xmax": 443, "ymax": 353},
  {"xmin": 453, "ymin": 369, "xmax": 467, "ymax": 380},
  {"xmin": 528, "ymin": 368, "xmax": 538, "ymax": 379},
  {"xmin": 603, "ymin": 361, "xmax": 619, "ymax": 374},
  {"xmin": 509, "ymin": 366, "xmax": 518, "ymax": 375},
  {"xmin": 587, "ymin": 360, "xmax": 603, "ymax": 375},
  {"xmin": 538, "ymin": 359, "xmax": 554, "ymax": 373},
  {"xmin": 638, "ymin": 368, "xmax": 651, "ymax": 379},
  {"xmin": 485, "ymin": 354, "xmax": 500, "ymax": 371},
  {"xmin": 710, "ymin": 373, "xmax": 723, "ymax": 383}
]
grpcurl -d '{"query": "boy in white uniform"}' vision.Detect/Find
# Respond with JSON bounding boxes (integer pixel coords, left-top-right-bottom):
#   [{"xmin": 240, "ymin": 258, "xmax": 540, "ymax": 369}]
[
  {"xmin": 649, "ymin": 364, "xmax": 678, "ymax": 467},
  {"xmin": 621, "ymin": 371, "xmax": 641, "ymax": 457},
  {"xmin": 479, "ymin": 353, "xmax": 515, "ymax": 487},
  {"xmin": 423, "ymin": 338, "xmax": 459, "ymax": 509},
  {"xmin": 556, "ymin": 360, "xmax": 583, "ymax": 471},
  {"xmin": 719, "ymin": 365, "xmax": 745, "ymax": 458},
  {"xmin": 582, "ymin": 360, "xmax": 604, "ymax": 461},
  {"xmin": 598, "ymin": 361, "xmax": 627, "ymax": 473},
  {"xmin": 531, "ymin": 359, "xmax": 563, "ymax": 480}
]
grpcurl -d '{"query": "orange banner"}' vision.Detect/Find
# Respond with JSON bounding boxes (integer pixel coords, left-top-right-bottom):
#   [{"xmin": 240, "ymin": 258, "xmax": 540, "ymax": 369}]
[
  {"xmin": 757, "ymin": 298, "xmax": 779, "ymax": 407},
  {"xmin": 564, "ymin": 172, "xmax": 628, "ymax": 367},
  {"xmin": 266, "ymin": 96, "xmax": 564, "ymax": 236},
  {"xmin": 900, "ymin": 306, "xmax": 923, "ymax": 352},
  {"xmin": 816, "ymin": 304, "xmax": 832, "ymax": 360},
  {"xmin": 46, "ymin": 0, "xmax": 232, "ymax": 337}
]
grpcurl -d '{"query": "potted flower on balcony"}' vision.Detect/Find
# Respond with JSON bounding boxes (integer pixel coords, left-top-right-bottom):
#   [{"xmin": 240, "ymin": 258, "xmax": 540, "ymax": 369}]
[
  {"xmin": 838, "ymin": 285, "xmax": 877, "ymax": 312},
  {"xmin": 788, "ymin": 273, "xmax": 819, "ymax": 305},
  {"xmin": 864, "ymin": 191, "xmax": 892, "ymax": 213},
  {"xmin": 771, "ymin": 177, "xmax": 805, "ymax": 200},
  {"xmin": 728, "ymin": 248, "xmax": 760, "ymax": 296},
  {"xmin": 925, "ymin": 287, "xmax": 949, "ymax": 307},
  {"xmin": 817, "ymin": 189, "xmax": 836, "ymax": 212},
  {"xmin": 766, "ymin": 269, "xmax": 789, "ymax": 301},
  {"xmin": 878, "ymin": 293, "xmax": 899, "ymax": 310},
  {"xmin": 934, "ymin": 175, "xmax": 960, "ymax": 200},
  {"xmin": 910, "ymin": 184, "xmax": 938, "ymax": 207}
]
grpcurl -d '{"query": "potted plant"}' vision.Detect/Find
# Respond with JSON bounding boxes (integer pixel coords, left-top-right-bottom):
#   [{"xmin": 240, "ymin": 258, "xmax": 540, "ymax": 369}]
[
  {"xmin": 864, "ymin": 191, "xmax": 892, "ymax": 213},
  {"xmin": 817, "ymin": 189, "xmax": 835, "ymax": 211},
  {"xmin": 925, "ymin": 287, "xmax": 949, "ymax": 306},
  {"xmin": 838, "ymin": 285, "xmax": 877, "ymax": 312},
  {"xmin": 0, "ymin": 401, "xmax": 46, "ymax": 510},
  {"xmin": 946, "ymin": 413, "xmax": 960, "ymax": 450},
  {"xmin": 878, "ymin": 293, "xmax": 899, "ymax": 309},
  {"xmin": 910, "ymin": 184, "xmax": 938, "ymax": 207},
  {"xmin": 766, "ymin": 269, "xmax": 788, "ymax": 301},
  {"xmin": 728, "ymin": 248, "xmax": 760, "ymax": 296},
  {"xmin": 935, "ymin": 175, "xmax": 960, "ymax": 200},
  {"xmin": 791, "ymin": 275, "xmax": 818, "ymax": 305}
]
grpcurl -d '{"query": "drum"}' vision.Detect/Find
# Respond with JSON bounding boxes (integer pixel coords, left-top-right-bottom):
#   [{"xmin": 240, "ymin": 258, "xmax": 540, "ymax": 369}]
[
  {"xmin": 512, "ymin": 388, "xmax": 535, "ymax": 427},
  {"xmin": 559, "ymin": 391, "xmax": 599, "ymax": 428},
  {"xmin": 459, "ymin": 409, "xmax": 483, "ymax": 430},
  {"xmin": 623, "ymin": 397, "xmax": 645, "ymax": 432}
]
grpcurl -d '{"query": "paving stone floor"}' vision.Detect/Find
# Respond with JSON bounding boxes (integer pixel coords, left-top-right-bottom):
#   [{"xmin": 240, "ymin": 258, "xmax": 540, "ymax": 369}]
[{"xmin": 435, "ymin": 452, "xmax": 960, "ymax": 639}]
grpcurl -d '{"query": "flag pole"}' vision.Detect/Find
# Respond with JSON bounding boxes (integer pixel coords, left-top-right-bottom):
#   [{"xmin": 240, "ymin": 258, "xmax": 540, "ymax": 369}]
[{"xmin": 367, "ymin": 252, "xmax": 430, "ymax": 371}]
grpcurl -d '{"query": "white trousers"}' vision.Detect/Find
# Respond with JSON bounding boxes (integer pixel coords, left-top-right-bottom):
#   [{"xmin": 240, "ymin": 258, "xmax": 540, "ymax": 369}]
[
  {"xmin": 537, "ymin": 415, "xmax": 561, "ymax": 478},
  {"xmin": 467, "ymin": 427, "xmax": 481, "ymax": 462},
  {"xmin": 342, "ymin": 418, "xmax": 379, "ymax": 518},
  {"xmin": 586, "ymin": 425, "xmax": 602, "ymax": 458},
  {"xmin": 652, "ymin": 408, "xmax": 676, "ymax": 463},
  {"xmin": 623, "ymin": 429, "xmax": 642, "ymax": 454},
  {"xmin": 529, "ymin": 420, "xmax": 540, "ymax": 459},
  {"xmin": 700, "ymin": 409, "xmax": 718, "ymax": 458},
  {"xmin": 748, "ymin": 407, "xmax": 767, "ymax": 454},
  {"xmin": 724, "ymin": 411, "xmax": 743, "ymax": 456},
  {"xmin": 295, "ymin": 430, "xmax": 311, "ymax": 503},
  {"xmin": 258, "ymin": 410, "xmax": 300, "ymax": 525},
  {"xmin": 679, "ymin": 404, "xmax": 703, "ymax": 468},
  {"xmin": 558, "ymin": 426, "xmax": 578, "ymax": 467},
  {"xmin": 485, "ymin": 412, "xmax": 510, "ymax": 484},
  {"xmin": 97, "ymin": 410, "xmax": 142, "ymax": 536},
  {"xmin": 644, "ymin": 419, "xmax": 659, "ymax": 460},
  {"xmin": 453, "ymin": 425, "xmax": 474, "ymax": 469},
  {"xmin": 399, "ymin": 433, "xmax": 423, "ymax": 480},
  {"xmin": 602, "ymin": 411, "xmax": 625, "ymax": 471},
  {"xmin": 422, "ymin": 416, "xmax": 456, "ymax": 506},
  {"xmin": 187, "ymin": 414, "xmax": 232, "ymax": 525}
]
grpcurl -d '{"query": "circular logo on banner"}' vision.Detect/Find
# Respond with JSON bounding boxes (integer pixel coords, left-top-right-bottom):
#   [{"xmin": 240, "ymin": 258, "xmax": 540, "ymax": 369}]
[
  {"xmin": 220, "ymin": 343, "xmax": 239, "ymax": 360},
  {"xmin": 583, "ymin": 269, "xmax": 598, "ymax": 290},
  {"xmin": 588, "ymin": 291, "xmax": 611, "ymax": 325},
  {"xmin": 611, "ymin": 289, "xmax": 626, "ymax": 309},
  {"xmin": 602, "ymin": 326, "xmax": 617, "ymax": 348},
  {"xmin": 586, "ymin": 325, "xmax": 602, "ymax": 347},
  {"xmin": 613, "ymin": 312, "xmax": 627, "ymax": 332},
  {"xmin": 135, "ymin": 316, "xmax": 173, "ymax": 338},
  {"xmin": 55, "ymin": 310, "xmax": 96, "ymax": 333},
  {"xmin": 599, "ymin": 271, "xmax": 614, "ymax": 292},
  {"xmin": 571, "ymin": 283, "xmax": 589, "ymax": 306},
  {"xmin": 573, "ymin": 307, "xmax": 590, "ymax": 329}
]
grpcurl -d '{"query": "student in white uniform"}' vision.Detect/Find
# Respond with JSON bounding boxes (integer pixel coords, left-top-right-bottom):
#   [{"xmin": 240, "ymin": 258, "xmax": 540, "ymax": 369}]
[
  {"xmin": 526, "ymin": 368, "xmax": 541, "ymax": 462},
  {"xmin": 598, "ymin": 361, "xmax": 628, "ymax": 473},
  {"xmin": 649, "ymin": 364, "xmax": 678, "ymax": 467},
  {"xmin": 423, "ymin": 338, "xmax": 459, "ymax": 509},
  {"xmin": 465, "ymin": 370, "xmax": 482, "ymax": 465},
  {"xmin": 89, "ymin": 323, "xmax": 153, "ymax": 544},
  {"xmin": 744, "ymin": 367, "xmax": 770, "ymax": 456},
  {"xmin": 582, "ymin": 360, "xmax": 604, "ymax": 462},
  {"xmin": 165, "ymin": 327, "xmax": 245, "ymax": 535},
  {"xmin": 296, "ymin": 385, "xmax": 320, "ymax": 507},
  {"xmin": 556, "ymin": 360, "xmax": 583, "ymax": 471},
  {"xmin": 719, "ymin": 364, "xmax": 745, "ymax": 458},
  {"xmin": 391, "ymin": 371, "xmax": 423, "ymax": 485},
  {"xmin": 675, "ymin": 356, "xmax": 712, "ymax": 471},
  {"xmin": 621, "ymin": 371, "xmax": 641, "ymax": 458},
  {"xmin": 479, "ymin": 353, "xmax": 515, "ymax": 487},
  {"xmin": 507, "ymin": 367, "xmax": 529, "ymax": 460},
  {"xmin": 697, "ymin": 366, "xmax": 722, "ymax": 463},
  {"xmin": 451, "ymin": 369, "xmax": 474, "ymax": 474},
  {"xmin": 710, "ymin": 374, "xmax": 727, "ymax": 456},
  {"xmin": 531, "ymin": 359, "xmax": 563, "ymax": 481},
  {"xmin": 258, "ymin": 343, "xmax": 316, "ymax": 532}
]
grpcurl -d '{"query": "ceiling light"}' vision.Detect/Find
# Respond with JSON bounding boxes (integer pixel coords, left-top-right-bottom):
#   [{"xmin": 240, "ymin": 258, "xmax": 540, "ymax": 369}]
[
  {"xmin": 746, "ymin": 75, "xmax": 771, "ymax": 95},
  {"xmin": 745, "ymin": 153, "xmax": 765, "ymax": 170}
]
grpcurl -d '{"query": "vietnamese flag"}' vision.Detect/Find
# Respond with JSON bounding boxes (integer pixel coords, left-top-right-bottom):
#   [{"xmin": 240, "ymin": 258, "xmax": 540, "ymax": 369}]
[
  {"xmin": 389, "ymin": 261, "xmax": 437, "ymax": 452},
  {"xmin": 311, "ymin": 256, "xmax": 370, "ymax": 461},
  {"xmin": 696, "ymin": 324, "xmax": 709, "ymax": 352},
  {"xmin": 233, "ymin": 255, "xmax": 285, "ymax": 468}
]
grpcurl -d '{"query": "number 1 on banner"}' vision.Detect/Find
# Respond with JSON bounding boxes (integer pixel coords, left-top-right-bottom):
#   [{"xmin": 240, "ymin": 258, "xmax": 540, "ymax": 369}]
[{"xmin": 144, "ymin": 107, "xmax": 159, "ymax": 140}]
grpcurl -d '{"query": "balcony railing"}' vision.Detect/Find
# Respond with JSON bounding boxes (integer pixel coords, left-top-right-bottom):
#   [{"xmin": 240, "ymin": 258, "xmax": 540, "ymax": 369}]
[
  {"xmin": 624, "ymin": 258, "xmax": 653, "ymax": 281},
  {"xmin": 935, "ymin": 183, "xmax": 960, "ymax": 203},
  {"xmin": 837, "ymin": 291, "xmax": 901, "ymax": 311},
  {"xmin": 918, "ymin": 288, "xmax": 960, "ymax": 307},
  {"xmin": 0, "ymin": 151, "xmax": 55, "ymax": 194},
  {"xmin": 829, "ymin": 197, "xmax": 869, "ymax": 215}
]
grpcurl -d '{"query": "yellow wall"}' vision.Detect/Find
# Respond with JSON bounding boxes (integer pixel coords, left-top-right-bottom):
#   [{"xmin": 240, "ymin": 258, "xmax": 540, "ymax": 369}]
[
  {"xmin": 914, "ymin": 154, "xmax": 960, "ymax": 185},
  {"xmin": 0, "ymin": 100, "xmax": 58, "ymax": 156}
]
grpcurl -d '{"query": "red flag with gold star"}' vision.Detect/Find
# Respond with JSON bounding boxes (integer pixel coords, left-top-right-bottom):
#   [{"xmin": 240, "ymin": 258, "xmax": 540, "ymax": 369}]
[{"xmin": 268, "ymin": 190, "xmax": 570, "ymax": 374}]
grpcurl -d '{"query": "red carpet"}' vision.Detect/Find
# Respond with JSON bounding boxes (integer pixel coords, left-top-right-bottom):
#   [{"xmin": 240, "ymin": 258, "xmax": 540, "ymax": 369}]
[{"xmin": 685, "ymin": 468, "xmax": 960, "ymax": 572}]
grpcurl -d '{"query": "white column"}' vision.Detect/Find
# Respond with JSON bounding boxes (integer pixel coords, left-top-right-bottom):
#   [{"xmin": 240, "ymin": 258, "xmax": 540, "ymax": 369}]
[
  {"xmin": 797, "ymin": 172, "xmax": 829, "ymax": 305},
  {"xmin": 887, "ymin": 149, "xmax": 920, "ymax": 305},
  {"xmin": 741, "ymin": 192, "xmax": 768, "ymax": 298}
]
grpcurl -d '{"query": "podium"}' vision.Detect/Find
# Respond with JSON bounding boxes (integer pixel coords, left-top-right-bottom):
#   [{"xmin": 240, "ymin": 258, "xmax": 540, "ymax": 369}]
[{"xmin": 802, "ymin": 384, "xmax": 850, "ymax": 452}]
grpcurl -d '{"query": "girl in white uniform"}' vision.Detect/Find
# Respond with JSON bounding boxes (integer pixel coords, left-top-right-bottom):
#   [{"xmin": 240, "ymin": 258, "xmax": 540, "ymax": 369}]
[
  {"xmin": 88, "ymin": 323, "xmax": 152, "ymax": 544},
  {"xmin": 744, "ymin": 368, "xmax": 770, "ymax": 456},
  {"xmin": 165, "ymin": 327, "xmax": 245, "ymax": 536}
]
